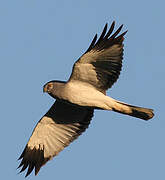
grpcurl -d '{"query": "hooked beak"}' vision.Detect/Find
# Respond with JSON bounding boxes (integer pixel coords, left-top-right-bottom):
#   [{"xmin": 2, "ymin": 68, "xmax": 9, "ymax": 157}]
[{"xmin": 43, "ymin": 85, "xmax": 46, "ymax": 93}]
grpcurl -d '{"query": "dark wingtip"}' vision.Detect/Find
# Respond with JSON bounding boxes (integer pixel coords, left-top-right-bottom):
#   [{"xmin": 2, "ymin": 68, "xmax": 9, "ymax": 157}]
[
  {"xmin": 19, "ymin": 163, "xmax": 28, "ymax": 174},
  {"xmin": 104, "ymin": 23, "xmax": 108, "ymax": 29},
  {"xmin": 17, "ymin": 146, "xmax": 45, "ymax": 177},
  {"xmin": 25, "ymin": 164, "xmax": 35, "ymax": 177},
  {"xmin": 104, "ymin": 21, "xmax": 115, "ymax": 39},
  {"xmin": 95, "ymin": 23, "xmax": 108, "ymax": 45},
  {"xmin": 18, "ymin": 147, "xmax": 26, "ymax": 160},
  {"xmin": 85, "ymin": 34, "xmax": 97, "ymax": 53},
  {"xmin": 112, "ymin": 20, "xmax": 115, "ymax": 25},
  {"xmin": 35, "ymin": 166, "xmax": 41, "ymax": 176},
  {"xmin": 115, "ymin": 30, "xmax": 128, "ymax": 42},
  {"xmin": 121, "ymin": 30, "xmax": 128, "ymax": 37},
  {"xmin": 110, "ymin": 24, "xmax": 123, "ymax": 39},
  {"xmin": 91, "ymin": 21, "xmax": 126, "ymax": 51},
  {"xmin": 17, "ymin": 162, "xmax": 23, "ymax": 169}
]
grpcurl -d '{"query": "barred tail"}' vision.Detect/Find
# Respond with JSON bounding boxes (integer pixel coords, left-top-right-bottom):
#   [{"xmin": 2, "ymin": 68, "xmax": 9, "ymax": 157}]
[{"xmin": 112, "ymin": 100, "xmax": 154, "ymax": 120}]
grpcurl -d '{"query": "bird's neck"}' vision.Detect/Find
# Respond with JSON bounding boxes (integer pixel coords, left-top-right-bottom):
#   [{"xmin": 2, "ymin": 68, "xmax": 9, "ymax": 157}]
[{"xmin": 49, "ymin": 81, "xmax": 66, "ymax": 100}]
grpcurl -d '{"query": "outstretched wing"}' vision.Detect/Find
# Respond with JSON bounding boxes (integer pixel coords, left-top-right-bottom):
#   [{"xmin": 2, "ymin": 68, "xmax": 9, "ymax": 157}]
[
  {"xmin": 69, "ymin": 21, "xmax": 127, "ymax": 93},
  {"xmin": 18, "ymin": 100, "xmax": 94, "ymax": 177}
]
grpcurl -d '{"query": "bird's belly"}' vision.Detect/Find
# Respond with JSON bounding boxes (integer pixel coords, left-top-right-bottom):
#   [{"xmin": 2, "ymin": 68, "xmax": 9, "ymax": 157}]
[{"xmin": 63, "ymin": 82, "xmax": 114, "ymax": 109}]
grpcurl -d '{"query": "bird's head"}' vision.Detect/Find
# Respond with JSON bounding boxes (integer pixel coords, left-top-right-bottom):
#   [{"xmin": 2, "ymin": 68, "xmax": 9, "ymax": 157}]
[
  {"xmin": 43, "ymin": 80, "xmax": 66, "ymax": 98},
  {"xmin": 43, "ymin": 82, "xmax": 54, "ymax": 94}
]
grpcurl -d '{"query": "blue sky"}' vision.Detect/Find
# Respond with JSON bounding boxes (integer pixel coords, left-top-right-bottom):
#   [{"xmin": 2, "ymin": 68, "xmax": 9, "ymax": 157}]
[{"xmin": 0, "ymin": 0, "xmax": 164, "ymax": 179}]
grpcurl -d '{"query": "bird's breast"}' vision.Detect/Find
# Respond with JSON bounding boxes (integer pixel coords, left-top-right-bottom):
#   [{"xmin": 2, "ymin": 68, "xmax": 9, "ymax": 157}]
[{"xmin": 62, "ymin": 81, "xmax": 110, "ymax": 109}]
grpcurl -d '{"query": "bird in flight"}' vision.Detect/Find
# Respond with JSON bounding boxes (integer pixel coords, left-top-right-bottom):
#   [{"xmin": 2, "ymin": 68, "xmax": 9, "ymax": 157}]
[{"xmin": 18, "ymin": 21, "xmax": 154, "ymax": 177}]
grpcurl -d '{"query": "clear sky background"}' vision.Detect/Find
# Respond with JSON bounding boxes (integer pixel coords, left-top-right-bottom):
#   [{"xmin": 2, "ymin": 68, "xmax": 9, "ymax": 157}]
[{"xmin": 0, "ymin": 0, "xmax": 164, "ymax": 179}]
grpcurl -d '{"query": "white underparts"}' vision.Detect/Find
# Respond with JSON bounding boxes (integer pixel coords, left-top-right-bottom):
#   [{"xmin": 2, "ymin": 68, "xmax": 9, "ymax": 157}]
[{"xmin": 61, "ymin": 81, "xmax": 116, "ymax": 110}]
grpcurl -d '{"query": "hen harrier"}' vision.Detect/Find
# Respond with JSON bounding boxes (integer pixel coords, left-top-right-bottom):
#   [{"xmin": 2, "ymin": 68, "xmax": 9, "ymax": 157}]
[{"xmin": 18, "ymin": 21, "xmax": 154, "ymax": 177}]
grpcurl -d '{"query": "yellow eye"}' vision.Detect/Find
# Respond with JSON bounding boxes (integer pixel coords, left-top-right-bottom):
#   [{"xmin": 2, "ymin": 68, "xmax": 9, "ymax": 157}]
[
  {"xmin": 47, "ymin": 83, "xmax": 52, "ymax": 89},
  {"xmin": 43, "ymin": 82, "xmax": 53, "ymax": 93},
  {"xmin": 47, "ymin": 83, "xmax": 53, "ymax": 91}
]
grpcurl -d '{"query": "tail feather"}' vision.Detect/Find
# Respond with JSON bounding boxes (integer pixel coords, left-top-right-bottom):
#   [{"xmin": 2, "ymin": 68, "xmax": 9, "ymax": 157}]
[{"xmin": 112, "ymin": 100, "xmax": 154, "ymax": 120}]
